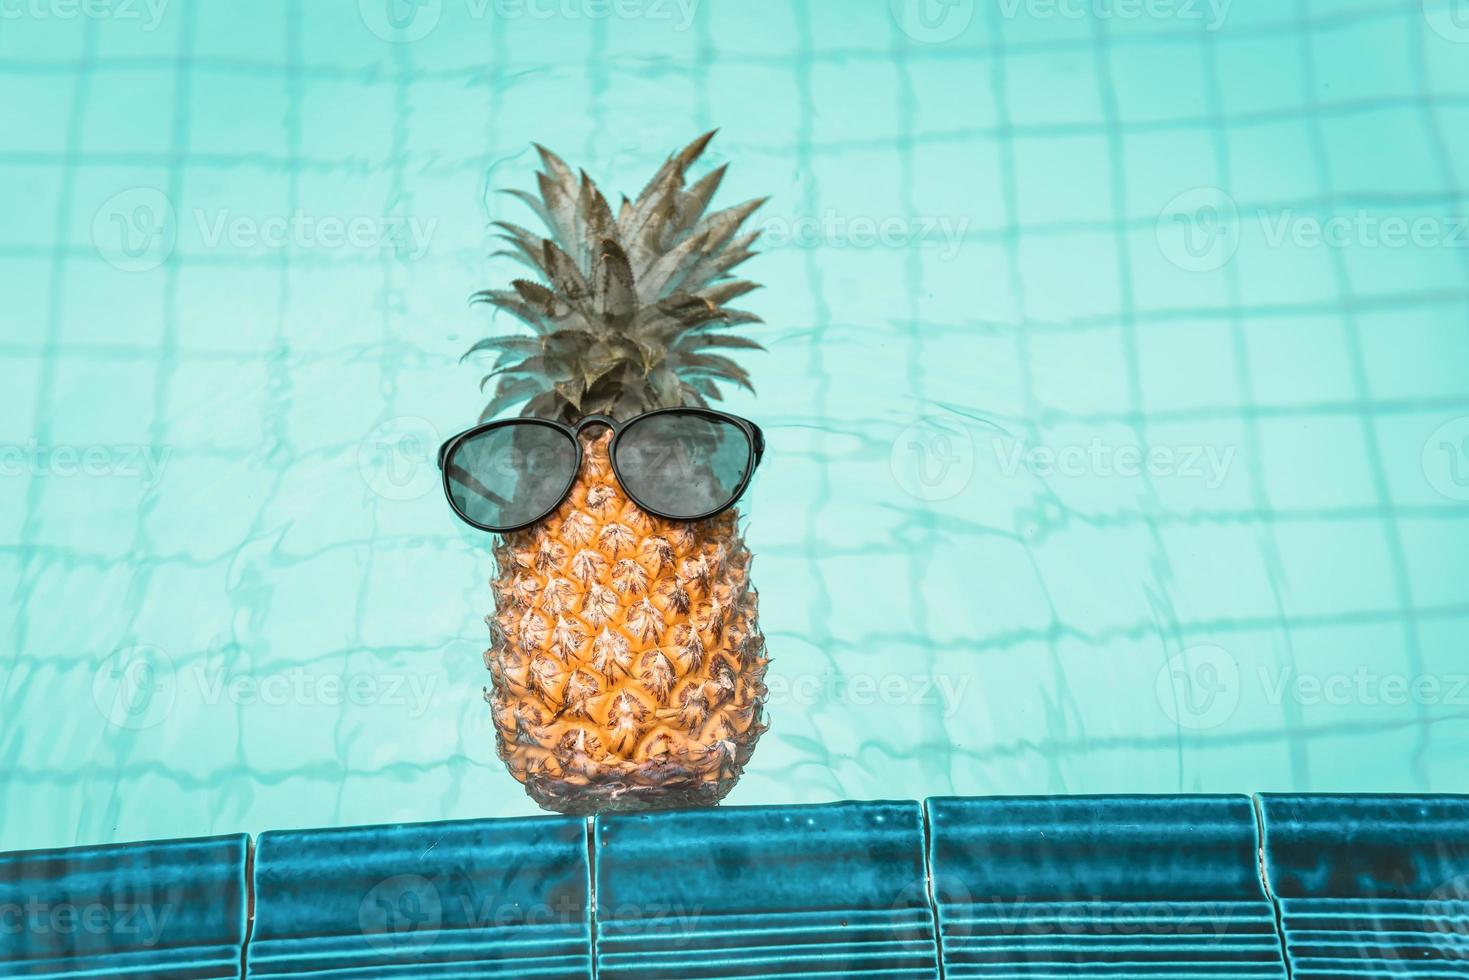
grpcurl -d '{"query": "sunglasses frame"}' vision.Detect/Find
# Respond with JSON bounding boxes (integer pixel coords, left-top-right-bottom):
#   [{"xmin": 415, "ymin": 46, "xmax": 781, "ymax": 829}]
[{"xmin": 438, "ymin": 407, "xmax": 765, "ymax": 533}]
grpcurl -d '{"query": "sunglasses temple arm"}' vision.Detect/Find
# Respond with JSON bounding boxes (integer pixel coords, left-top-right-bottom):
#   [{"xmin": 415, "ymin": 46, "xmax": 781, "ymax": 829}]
[{"xmin": 445, "ymin": 462, "xmax": 515, "ymax": 509}]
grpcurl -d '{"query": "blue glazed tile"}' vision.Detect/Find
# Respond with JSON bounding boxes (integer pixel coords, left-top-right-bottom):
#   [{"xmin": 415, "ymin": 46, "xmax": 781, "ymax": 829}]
[
  {"xmin": 1258, "ymin": 794, "xmax": 1469, "ymax": 977},
  {"xmin": 0, "ymin": 834, "xmax": 248, "ymax": 979},
  {"xmin": 926, "ymin": 795, "xmax": 1287, "ymax": 979},
  {"xmin": 594, "ymin": 800, "xmax": 940, "ymax": 979},
  {"xmin": 245, "ymin": 816, "xmax": 592, "ymax": 979}
]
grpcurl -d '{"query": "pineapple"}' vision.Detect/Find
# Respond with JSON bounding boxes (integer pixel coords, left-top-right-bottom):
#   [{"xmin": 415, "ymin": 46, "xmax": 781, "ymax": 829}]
[{"xmin": 466, "ymin": 132, "xmax": 770, "ymax": 814}]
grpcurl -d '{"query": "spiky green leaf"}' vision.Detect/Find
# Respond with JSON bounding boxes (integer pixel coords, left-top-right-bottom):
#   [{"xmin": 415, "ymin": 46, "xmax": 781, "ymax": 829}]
[
  {"xmin": 480, "ymin": 375, "xmax": 543, "ymax": 421},
  {"xmin": 470, "ymin": 132, "xmax": 762, "ymax": 421}
]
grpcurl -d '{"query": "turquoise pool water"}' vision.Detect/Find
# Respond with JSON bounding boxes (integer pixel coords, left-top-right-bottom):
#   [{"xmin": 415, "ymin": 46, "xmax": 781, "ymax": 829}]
[{"xmin": 2, "ymin": 0, "xmax": 1468, "ymax": 853}]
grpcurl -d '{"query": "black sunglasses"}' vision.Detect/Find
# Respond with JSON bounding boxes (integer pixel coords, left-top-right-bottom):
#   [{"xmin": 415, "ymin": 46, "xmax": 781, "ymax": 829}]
[{"xmin": 438, "ymin": 408, "xmax": 765, "ymax": 533}]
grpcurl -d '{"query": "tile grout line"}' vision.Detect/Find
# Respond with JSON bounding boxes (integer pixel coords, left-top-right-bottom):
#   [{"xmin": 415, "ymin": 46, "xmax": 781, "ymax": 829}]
[
  {"xmin": 986, "ymin": 0, "xmax": 1080, "ymax": 796},
  {"xmin": 1200, "ymin": 0, "xmax": 1309, "ymax": 795},
  {"xmin": 1090, "ymin": 1, "xmax": 1194, "ymax": 805},
  {"xmin": 1252, "ymin": 795, "xmax": 1295, "ymax": 980},
  {"xmin": 920, "ymin": 801, "xmax": 948, "ymax": 980},
  {"xmin": 891, "ymin": 0, "xmax": 959, "ymax": 801},
  {"xmin": 0, "ymin": 1, "xmax": 1432, "ymax": 78},
  {"xmin": 240, "ymin": 834, "xmax": 256, "ymax": 978},
  {"xmin": 95, "ymin": 0, "xmax": 197, "ymax": 848},
  {"xmin": 586, "ymin": 816, "xmax": 599, "ymax": 980},
  {"xmin": 3, "ymin": 0, "xmax": 99, "ymax": 747},
  {"xmin": 1292, "ymin": 0, "xmax": 1433, "ymax": 787},
  {"xmin": 792, "ymin": 0, "xmax": 840, "ymax": 709},
  {"xmin": 1, "ymin": 92, "xmax": 1467, "ymax": 166},
  {"xmin": 6, "ymin": 694, "xmax": 1469, "ymax": 798}
]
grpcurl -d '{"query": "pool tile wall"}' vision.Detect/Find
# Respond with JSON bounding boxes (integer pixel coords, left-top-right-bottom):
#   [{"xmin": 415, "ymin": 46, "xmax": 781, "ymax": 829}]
[
  {"xmin": 5, "ymin": 795, "xmax": 1469, "ymax": 977},
  {"xmin": 595, "ymin": 800, "xmax": 940, "ymax": 979},
  {"xmin": 0, "ymin": 834, "xmax": 248, "ymax": 979},
  {"xmin": 245, "ymin": 816, "xmax": 593, "ymax": 979},
  {"xmin": 927, "ymin": 795, "xmax": 1288, "ymax": 979},
  {"xmin": 1259, "ymin": 794, "xmax": 1469, "ymax": 978}
]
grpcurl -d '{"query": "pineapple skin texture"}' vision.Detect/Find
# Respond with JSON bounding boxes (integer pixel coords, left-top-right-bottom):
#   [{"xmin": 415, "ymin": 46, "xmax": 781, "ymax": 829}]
[{"xmin": 485, "ymin": 432, "xmax": 768, "ymax": 814}]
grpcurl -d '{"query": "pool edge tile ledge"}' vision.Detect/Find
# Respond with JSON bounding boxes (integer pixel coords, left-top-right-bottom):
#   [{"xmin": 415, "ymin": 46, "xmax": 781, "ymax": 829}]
[
  {"xmin": 927, "ymin": 795, "xmax": 1288, "ymax": 979},
  {"xmin": 1257, "ymin": 793, "xmax": 1469, "ymax": 978},
  {"xmin": 245, "ymin": 815, "xmax": 593, "ymax": 979},
  {"xmin": 594, "ymin": 799, "xmax": 942, "ymax": 979},
  {"xmin": 0, "ymin": 833, "xmax": 249, "ymax": 980},
  {"xmin": 4, "ymin": 796, "xmax": 1469, "ymax": 978}
]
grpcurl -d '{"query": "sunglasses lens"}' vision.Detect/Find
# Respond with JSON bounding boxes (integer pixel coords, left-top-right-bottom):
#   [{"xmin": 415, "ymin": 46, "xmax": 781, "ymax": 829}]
[
  {"xmin": 615, "ymin": 412, "xmax": 752, "ymax": 519},
  {"xmin": 445, "ymin": 423, "xmax": 577, "ymax": 529}
]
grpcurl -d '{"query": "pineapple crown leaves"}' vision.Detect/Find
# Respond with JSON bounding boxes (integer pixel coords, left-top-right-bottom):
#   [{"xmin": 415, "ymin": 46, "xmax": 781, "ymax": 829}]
[{"xmin": 467, "ymin": 131, "xmax": 767, "ymax": 423}]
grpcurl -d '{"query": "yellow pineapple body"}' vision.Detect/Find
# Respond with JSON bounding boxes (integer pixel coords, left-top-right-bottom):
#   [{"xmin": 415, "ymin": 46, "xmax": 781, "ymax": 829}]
[
  {"xmin": 466, "ymin": 132, "xmax": 771, "ymax": 813},
  {"xmin": 486, "ymin": 431, "xmax": 767, "ymax": 814}
]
